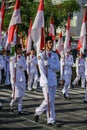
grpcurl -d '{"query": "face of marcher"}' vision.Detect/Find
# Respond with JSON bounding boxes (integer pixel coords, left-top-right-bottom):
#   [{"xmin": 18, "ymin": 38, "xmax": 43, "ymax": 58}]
[
  {"xmin": 80, "ymin": 53, "xmax": 83, "ymax": 58},
  {"xmin": 16, "ymin": 48, "xmax": 22, "ymax": 55},
  {"xmin": 30, "ymin": 50, "xmax": 35, "ymax": 55},
  {"xmin": 46, "ymin": 40, "xmax": 53, "ymax": 51}
]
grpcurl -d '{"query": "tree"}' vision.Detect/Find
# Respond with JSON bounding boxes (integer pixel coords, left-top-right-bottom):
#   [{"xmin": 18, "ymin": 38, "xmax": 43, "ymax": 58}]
[{"xmin": 3, "ymin": 0, "xmax": 80, "ymax": 35}]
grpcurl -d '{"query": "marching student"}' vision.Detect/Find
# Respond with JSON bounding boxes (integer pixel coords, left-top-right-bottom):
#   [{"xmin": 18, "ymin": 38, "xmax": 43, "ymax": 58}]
[
  {"xmin": 84, "ymin": 57, "xmax": 87, "ymax": 103},
  {"xmin": 26, "ymin": 48, "xmax": 38, "ymax": 91},
  {"xmin": 0, "ymin": 46, "xmax": 6, "ymax": 111},
  {"xmin": 34, "ymin": 36, "xmax": 60, "ymax": 126},
  {"xmin": 0, "ymin": 46, "xmax": 5, "ymax": 84},
  {"xmin": 62, "ymin": 49, "xmax": 74, "ymax": 99},
  {"xmin": 72, "ymin": 52, "xmax": 85, "ymax": 88},
  {"xmin": 5, "ymin": 50, "xmax": 11, "ymax": 87},
  {"xmin": 9, "ymin": 44, "xmax": 27, "ymax": 115}
]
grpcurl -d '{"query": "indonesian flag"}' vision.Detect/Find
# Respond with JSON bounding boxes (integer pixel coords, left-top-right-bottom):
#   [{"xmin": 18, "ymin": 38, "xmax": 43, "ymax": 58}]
[
  {"xmin": 26, "ymin": 19, "xmax": 32, "ymax": 54},
  {"xmin": 64, "ymin": 15, "xmax": 71, "ymax": 52},
  {"xmin": 31, "ymin": 0, "xmax": 44, "ymax": 55},
  {"xmin": 1, "ymin": 2, "xmax": 5, "ymax": 30},
  {"xmin": 10, "ymin": 25, "xmax": 18, "ymax": 47},
  {"xmin": 49, "ymin": 17, "xmax": 55, "ymax": 40},
  {"xmin": 77, "ymin": 9, "xmax": 86, "ymax": 54},
  {"xmin": 5, "ymin": 0, "xmax": 21, "ymax": 49},
  {"xmin": 56, "ymin": 31, "xmax": 63, "ymax": 54},
  {"xmin": 49, "ymin": 16, "xmax": 56, "ymax": 51}
]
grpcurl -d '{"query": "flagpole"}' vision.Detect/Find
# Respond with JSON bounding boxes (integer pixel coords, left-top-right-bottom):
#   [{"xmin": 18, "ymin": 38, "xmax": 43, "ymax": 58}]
[{"xmin": 43, "ymin": 0, "xmax": 50, "ymax": 118}]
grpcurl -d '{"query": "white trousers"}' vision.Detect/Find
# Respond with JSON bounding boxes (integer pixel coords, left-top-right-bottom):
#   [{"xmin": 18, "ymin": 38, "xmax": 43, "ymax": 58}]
[
  {"xmin": 10, "ymin": 96, "xmax": 23, "ymax": 112},
  {"xmin": 35, "ymin": 86, "xmax": 56, "ymax": 123},
  {"xmin": 5, "ymin": 69, "xmax": 10, "ymax": 85},
  {"xmin": 28, "ymin": 72, "xmax": 38, "ymax": 90},
  {"xmin": 62, "ymin": 73, "xmax": 71, "ymax": 97},
  {"xmin": 72, "ymin": 72, "xmax": 85, "ymax": 88},
  {"xmin": 84, "ymin": 77, "xmax": 87, "ymax": 101}
]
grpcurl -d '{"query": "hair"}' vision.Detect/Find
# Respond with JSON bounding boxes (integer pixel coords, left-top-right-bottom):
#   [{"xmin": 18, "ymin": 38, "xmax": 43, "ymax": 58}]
[
  {"xmin": 15, "ymin": 44, "xmax": 22, "ymax": 50},
  {"xmin": 45, "ymin": 36, "xmax": 53, "ymax": 43}
]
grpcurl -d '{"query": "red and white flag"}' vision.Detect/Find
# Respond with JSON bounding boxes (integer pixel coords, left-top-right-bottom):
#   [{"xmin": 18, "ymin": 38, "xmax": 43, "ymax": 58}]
[
  {"xmin": 77, "ymin": 9, "xmax": 86, "ymax": 54},
  {"xmin": 10, "ymin": 25, "xmax": 18, "ymax": 47},
  {"xmin": 31, "ymin": 0, "xmax": 44, "ymax": 55},
  {"xmin": 5, "ymin": 0, "xmax": 21, "ymax": 49},
  {"xmin": 49, "ymin": 17, "xmax": 55, "ymax": 40},
  {"xmin": 26, "ymin": 19, "xmax": 33, "ymax": 54},
  {"xmin": 64, "ymin": 15, "xmax": 71, "ymax": 52},
  {"xmin": 1, "ymin": 1, "xmax": 5, "ymax": 30},
  {"xmin": 56, "ymin": 31, "xmax": 63, "ymax": 54},
  {"xmin": 49, "ymin": 16, "xmax": 56, "ymax": 51}
]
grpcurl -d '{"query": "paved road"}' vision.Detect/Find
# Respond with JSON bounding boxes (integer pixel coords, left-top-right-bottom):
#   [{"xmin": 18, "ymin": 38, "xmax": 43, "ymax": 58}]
[{"xmin": 0, "ymin": 85, "xmax": 87, "ymax": 130}]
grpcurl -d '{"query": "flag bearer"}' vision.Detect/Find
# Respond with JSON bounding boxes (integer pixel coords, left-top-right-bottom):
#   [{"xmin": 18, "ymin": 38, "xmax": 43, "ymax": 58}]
[
  {"xmin": 84, "ymin": 57, "xmax": 87, "ymax": 103},
  {"xmin": 72, "ymin": 52, "xmax": 85, "ymax": 88},
  {"xmin": 26, "ymin": 48, "xmax": 38, "ymax": 91},
  {"xmin": 9, "ymin": 44, "xmax": 27, "ymax": 115},
  {"xmin": 5, "ymin": 50, "xmax": 11, "ymax": 87},
  {"xmin": 62, "ymin": 49, "xmax": 74, "ymax": 99},
  {"xmin": 34, "ymin": 36, "xmax": 60, "ymax": 126}
]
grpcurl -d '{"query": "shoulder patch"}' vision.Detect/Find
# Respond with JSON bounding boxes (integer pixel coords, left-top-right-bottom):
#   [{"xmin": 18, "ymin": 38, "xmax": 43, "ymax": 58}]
[{"xmin": 38, "ymin": 56, "xmax": 41, "ymax": 60}]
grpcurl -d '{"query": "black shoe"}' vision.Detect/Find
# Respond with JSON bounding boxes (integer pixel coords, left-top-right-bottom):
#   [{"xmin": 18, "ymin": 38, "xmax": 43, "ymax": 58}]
[
  {"xmin": 0, "ymin": 106, "xmax": 2, "ymax": 111},
  {"xmin": 64, "ymin": 94, "xmax": 71, "ymax": 100},
  {"xmin": 72, "ymin": 84, "xmax": 74, "ymax": 88},
  {"xmin": 34, "ymin": 114, "xmax": 39, "ymax": 122},
  {"xmin": 47, "ymin": 122, "xmax": 58, "ymax": 127},
  {"xmin": 18, "ymin": 111, "xmax": 27, "ymax": 115},
  {"xmin": 10, "ymin": 106, "xmax": 14, "ymax": 112},
  {"xmin": 63, "ymin": 93, "xmax": 67, "ymax": 99},
  {"xmin": 84, "ymin": 100, "xmax": 87, "ymax": 103}
]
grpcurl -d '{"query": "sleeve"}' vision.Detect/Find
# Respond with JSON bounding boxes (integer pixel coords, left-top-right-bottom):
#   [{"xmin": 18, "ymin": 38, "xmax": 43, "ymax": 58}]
[
  {"xmin": 38, "ymin": 53, "xmax": 48, "ymax": 86},
  {"xmin": 10, "ymin": 57, "xmax": 15, "ymax": 79}
]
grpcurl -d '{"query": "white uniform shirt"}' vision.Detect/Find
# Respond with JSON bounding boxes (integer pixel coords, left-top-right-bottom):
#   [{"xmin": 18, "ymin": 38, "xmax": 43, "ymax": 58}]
[
  {"xmin": 78, "ymin": 57, "xmax": 85, "ymax": 73},
  {"xmin": 38, "ymin": 51, "xmax": 60, "ymax": 87},
  {"xmin": 10, "ymin": 55, "xmax": 27, "ymax": 82},
  {"xmin": 63, "ymin": 54, "xmax": 74, "ymax": 75},
  {"xmin": 26, "ymin": 55, "xmax": 38, "ymax": 74}
]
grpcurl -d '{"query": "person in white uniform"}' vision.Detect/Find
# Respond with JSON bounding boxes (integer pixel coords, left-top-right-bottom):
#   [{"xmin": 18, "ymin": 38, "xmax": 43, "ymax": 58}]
[
  {"xmin": 5, "ymin": 50, "xmax": 11, "ymax": 87},
  {"xmin": 26, "ymin": 48, "xmax": 38, "ymax": 91},
  {"xmin": 84, "ymin": 57, "xmax": 87, "ymax": 103},
  {"xmin": 72, "ymin": 52, "xmax": 85, "ymax": 88},
  {"xmin": 62, "ymin": 49, "xmax": 74, "ymax": 99},
  {"xmin": 9, "ymin": 44, "xmax": 27, "ymax": 115},
  {"xmin": 0, "ymin": 46, "xmax": 5, "ymax": 110},
  {"xmin": 0, "ymin": 46, "xmax": 5, "ymax": 84},
  {"xmin": 34, "ymin": 36, "xmax": 60, "ymax": 126}
]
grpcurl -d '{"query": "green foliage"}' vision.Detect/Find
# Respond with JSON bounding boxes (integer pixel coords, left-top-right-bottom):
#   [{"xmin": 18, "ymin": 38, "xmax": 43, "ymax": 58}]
[{"xmin": 3, "ymin": 0, "xmax": 80, "ymax": 36}]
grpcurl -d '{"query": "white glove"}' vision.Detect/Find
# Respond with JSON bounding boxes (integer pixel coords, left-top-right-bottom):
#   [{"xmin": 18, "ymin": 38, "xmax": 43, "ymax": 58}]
[
  {"xmin": 28, "ymin": 60, "xmax": 31, "ymax": 63},
  {"xmin": 14, "ymin": 63, "xmax": 17, "ymax": 68},
  {"xmin": 78, "ymin": 64, "xmax": 80, "ymax": 67},
  {"xmin": 62, "ymin": 62, "xmax": 64, "ymax": 66},
  {"xmin": 44, "ymin": 60, "xmax": 49, "ymax": 66}
]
